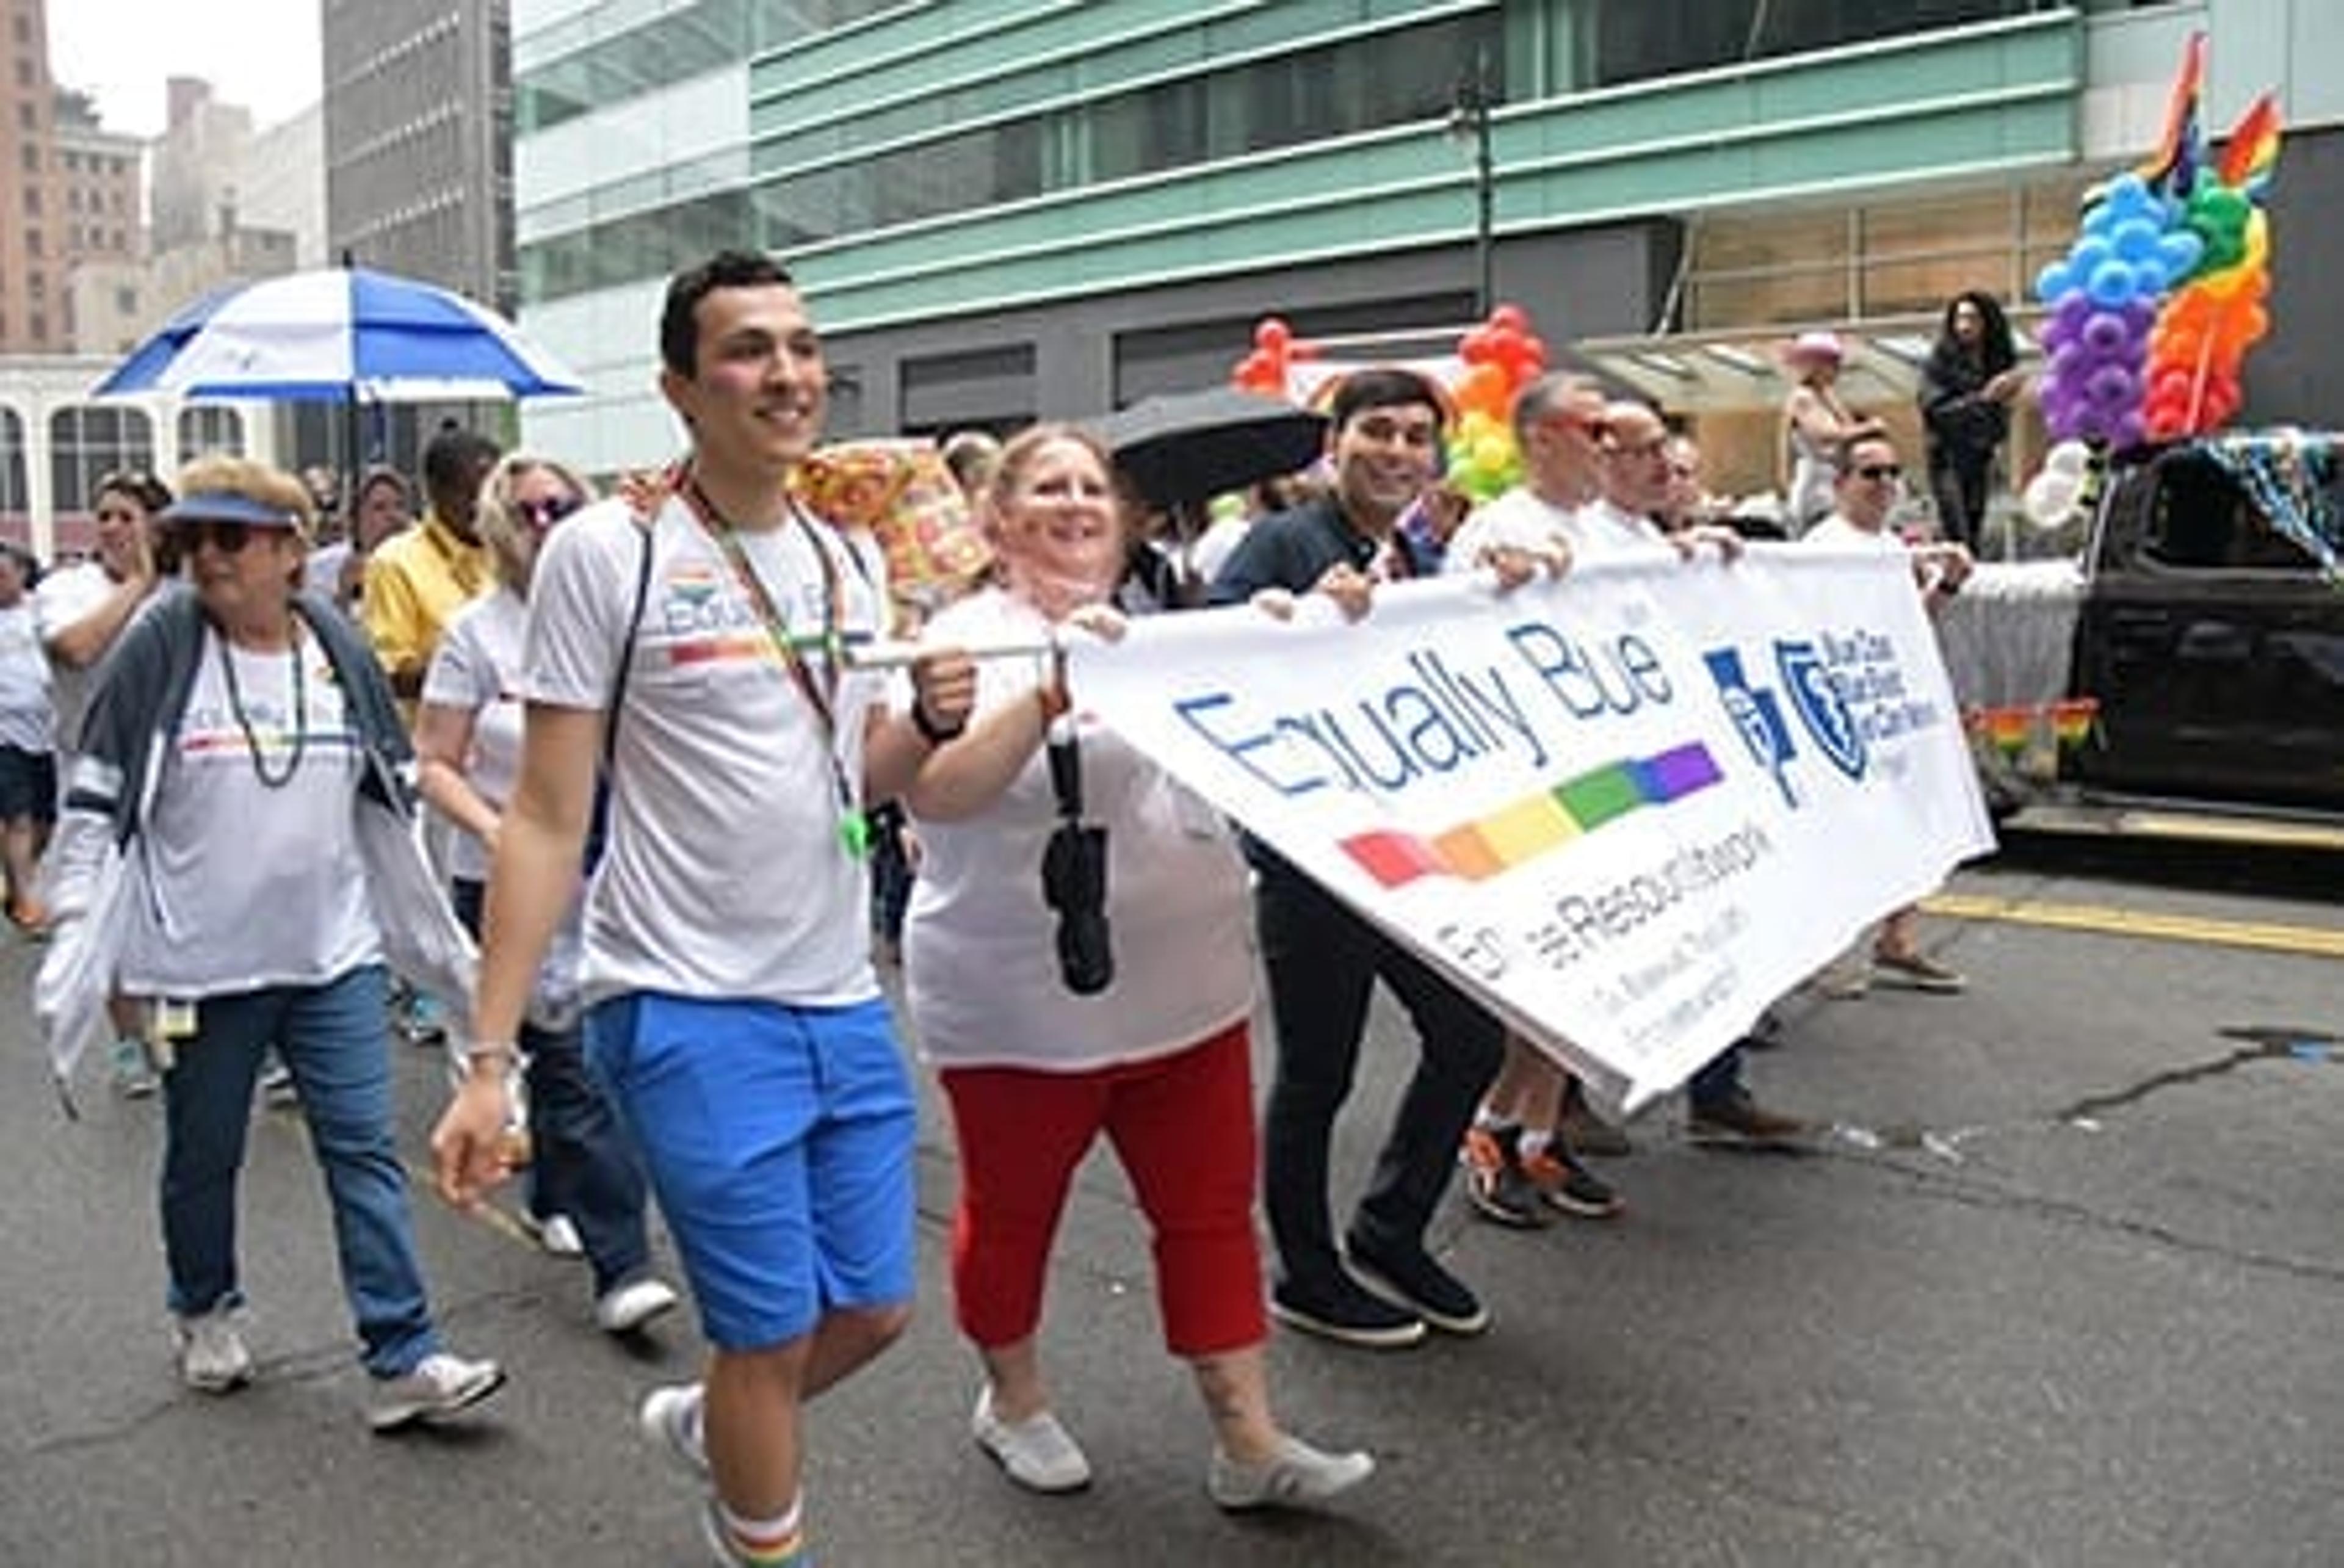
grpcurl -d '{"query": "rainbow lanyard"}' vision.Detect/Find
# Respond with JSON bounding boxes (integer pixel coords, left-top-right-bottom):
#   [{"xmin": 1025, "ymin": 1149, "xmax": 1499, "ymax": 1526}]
[{"xmin": 677, "ymin": 468, "xmax": 870, "ymax": 859}]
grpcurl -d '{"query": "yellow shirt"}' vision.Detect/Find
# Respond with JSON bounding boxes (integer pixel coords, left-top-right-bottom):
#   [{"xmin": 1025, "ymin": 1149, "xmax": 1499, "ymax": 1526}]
[{"xmin": 362, "ymin": 511, "xmax": 493, "ymax": 706}]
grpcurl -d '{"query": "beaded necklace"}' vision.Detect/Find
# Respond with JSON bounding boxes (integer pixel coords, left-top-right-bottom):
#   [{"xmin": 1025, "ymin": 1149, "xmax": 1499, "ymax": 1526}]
[{"xmin": 216, "ymin": 625, "xmax": 308, "ymax": 789}]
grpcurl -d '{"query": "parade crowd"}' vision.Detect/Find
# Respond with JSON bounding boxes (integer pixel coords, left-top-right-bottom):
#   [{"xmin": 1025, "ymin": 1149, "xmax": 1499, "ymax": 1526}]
[{"xmin": 16, "ymin": 250, "xmax": 1991, "ymax": 1567}]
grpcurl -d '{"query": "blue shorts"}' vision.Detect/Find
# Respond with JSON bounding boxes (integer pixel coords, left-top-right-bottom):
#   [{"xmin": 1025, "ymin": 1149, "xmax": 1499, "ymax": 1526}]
[{"xmin": 584, "ymin": 991, "xmax": 916, "ymax": 1351}]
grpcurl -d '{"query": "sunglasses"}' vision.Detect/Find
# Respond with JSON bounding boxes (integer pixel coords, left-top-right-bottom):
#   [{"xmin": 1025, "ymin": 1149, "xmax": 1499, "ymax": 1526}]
[
  {"xmin": 176, "ymin": 520, "xmax": 269, "ymax": 554},
  {"xmin": 1854, "ymin": 464, "xmax": 1903, "ymax": 482},
  {"xmin": 514, "ymin": 494, "xmax": 584, "ymax": 530}
]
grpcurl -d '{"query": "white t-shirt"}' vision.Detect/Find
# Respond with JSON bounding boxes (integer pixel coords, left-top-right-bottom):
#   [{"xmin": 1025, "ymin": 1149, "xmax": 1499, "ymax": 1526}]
[
  {"xmin": 0, "ymin": 601, "xmax": 52, "ymax": 753},
  {"xmin": 119, "ymin": 627, "xmax": 380, "ymax": 996},
  {"xmin": 903, "ymin": 588, "xmax": 1253, "ymax": 1071},
  {"xmin": 525, "ymin": 490, "xmax": 890, "ymax": 1009},
  {"xmin": 33, "ymin": 561, "xmax": 130, "ymax": 752},
  {"xmin": 1444, "ymin": 487, "xmax": 1579, "ymax": 573},
  {"xmin": 421, "ymin": 587, "xmax": 526, "ymax": 884},
  {"xmin": 1803, "ymin": 513, "xmax": 1900, "ymax": 553},
  {"xmin": 1446, "ymin": 488, "xmax": 1674, "ymax": 573},
  {"xmin": 1575, "ymin": 497, "xmax": 1676, "ymax": 558}
]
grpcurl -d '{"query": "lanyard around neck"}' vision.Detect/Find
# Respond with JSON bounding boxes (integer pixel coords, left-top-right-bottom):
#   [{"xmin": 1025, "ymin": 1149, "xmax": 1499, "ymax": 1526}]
[{"xmin": 675, "ymin": 466, "xmax": 870, "ymax": 857}]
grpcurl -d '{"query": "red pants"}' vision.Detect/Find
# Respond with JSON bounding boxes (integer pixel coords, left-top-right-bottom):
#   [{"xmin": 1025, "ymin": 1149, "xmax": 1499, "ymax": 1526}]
[{"xmin": 938, "ymin": 1021, "xmax": 1267, "ymax": 1358}]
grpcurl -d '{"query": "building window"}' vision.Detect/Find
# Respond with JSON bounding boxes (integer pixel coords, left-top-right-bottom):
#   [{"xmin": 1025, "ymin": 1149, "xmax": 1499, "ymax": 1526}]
[
  {"xmin": 115, "ymin": 286, "xmax": 136, "ymax": 315},
  {"xmin": 17, "ymin": 144, "xmax": 34, "ymax": 172},
  {"xmin": 1586, "ymin": 0, "xmax": 2045, "ymax": 90},
  {"xmin": 178, "ymin": 406, "xmax": 246, "ymax": 461},
  {"xmin": 15, "ymin": 103, "xmax": 33, "ymax": 130},
  {"xmin": 22, "ymin": 187, "xmax": 37, "ymax": 214},
  {"xmin": 48, "ymin": 406, "xmax": 158, "ymax": 515},
  {"xmin": 0, "ymin": 409, "xmax": 26, "ymax": 528}
]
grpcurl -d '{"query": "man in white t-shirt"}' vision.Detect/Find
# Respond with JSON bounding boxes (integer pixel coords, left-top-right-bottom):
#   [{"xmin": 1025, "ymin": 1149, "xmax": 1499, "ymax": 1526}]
[
  {"xmin": 432, "ymin": 250, "xmax": 976, "ymax": 1568},
  {"xmin": 1806, "ymin": 433, "xmax": 1974, "ymax": 997}
]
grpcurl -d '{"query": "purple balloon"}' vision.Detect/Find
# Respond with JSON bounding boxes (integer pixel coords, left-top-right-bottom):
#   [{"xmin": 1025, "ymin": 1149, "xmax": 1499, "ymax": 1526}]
[
  {"xmin": 2112, "ymin": 412, "xmax": 2146, "ymax": 449},
  {"xmin": 2054, "ymin": 290, "xmax": 2096, "ymax": 336},
  {"xmin": 2122, "ymin": 297, "xmax": 2158, "ymax": 334},
  {"xmin": 2082, "ymin": 311, "xmax": 2130, "ymax": 355},
  {"xmin": 2088, "ymin": 364, "xmax": 2138, "ymax": 408},
  {"xmin": 2049, "ymin": 341, "xmax": 2088, "ymax": 380}
]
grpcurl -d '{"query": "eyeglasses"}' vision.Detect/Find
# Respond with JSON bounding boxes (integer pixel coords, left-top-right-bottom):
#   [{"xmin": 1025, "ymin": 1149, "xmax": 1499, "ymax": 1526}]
[
  {"xmin": 1539, "ymin": 414, "xmax": 1608, "ymax": 439},
  {"xmin": 514, "ymin": 494, "xmax": 584, "ymax": 530},
  {"xmin": 1854, "ymin": 464, "xmax": 1903, "ymax": 482},
  {"xmin": 176, "ymin": 520, "xmax": 263, "ymax": 554}
]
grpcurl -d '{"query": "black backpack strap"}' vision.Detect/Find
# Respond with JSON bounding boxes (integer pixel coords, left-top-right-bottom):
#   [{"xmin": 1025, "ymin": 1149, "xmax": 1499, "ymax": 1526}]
[{"xmin": 584, "ymin": 507, "xmax": 656, "ymax": 873}]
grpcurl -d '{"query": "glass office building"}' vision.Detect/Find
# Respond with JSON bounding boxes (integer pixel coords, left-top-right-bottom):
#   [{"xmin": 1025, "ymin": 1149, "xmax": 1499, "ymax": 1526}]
[{"xmin": 510, "ymin": 1, "xmax": 2344, "ymax": 487}]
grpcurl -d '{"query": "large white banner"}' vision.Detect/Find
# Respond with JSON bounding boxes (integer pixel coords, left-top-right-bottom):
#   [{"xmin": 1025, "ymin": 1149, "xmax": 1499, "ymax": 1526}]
[{"xmin": 1066, "ymin": 545, "xmax": 1995, "ymax": 1117}]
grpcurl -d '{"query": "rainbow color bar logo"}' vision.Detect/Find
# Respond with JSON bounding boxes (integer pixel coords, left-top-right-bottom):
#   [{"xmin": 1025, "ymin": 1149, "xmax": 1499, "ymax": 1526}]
[{"xmin": 1340, "ymin": 742, "xmax": 1723, "ymax": 888}]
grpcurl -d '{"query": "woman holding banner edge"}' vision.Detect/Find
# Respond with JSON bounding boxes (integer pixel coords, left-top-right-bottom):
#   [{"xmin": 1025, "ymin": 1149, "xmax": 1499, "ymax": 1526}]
[{"xmin": 901, "ymin": 425, "xmax": 1373, "ymax": 1511}]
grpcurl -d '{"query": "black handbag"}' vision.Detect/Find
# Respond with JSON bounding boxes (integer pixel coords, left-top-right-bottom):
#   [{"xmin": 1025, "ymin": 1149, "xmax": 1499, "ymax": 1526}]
[{"xmin": 1040, "ymin": 714, "xmax": 1113, "ymax": 995}]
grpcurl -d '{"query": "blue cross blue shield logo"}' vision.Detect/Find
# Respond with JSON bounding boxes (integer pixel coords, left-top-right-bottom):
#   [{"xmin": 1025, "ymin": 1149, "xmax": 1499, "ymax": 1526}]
[
  {"xmin": 1775, "ymin": 639, "xmax": 1867, "ymax": 782},
  {"xmin": 1702, "ymin": 648, "xmax": 1800, "ymax": 807}
]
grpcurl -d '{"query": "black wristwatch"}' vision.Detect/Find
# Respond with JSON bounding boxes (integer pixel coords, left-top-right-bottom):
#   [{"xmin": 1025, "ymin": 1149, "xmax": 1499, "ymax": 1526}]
[{"xmin": 911, "ymin": 700, "xmax": 965, "ymax": 746}]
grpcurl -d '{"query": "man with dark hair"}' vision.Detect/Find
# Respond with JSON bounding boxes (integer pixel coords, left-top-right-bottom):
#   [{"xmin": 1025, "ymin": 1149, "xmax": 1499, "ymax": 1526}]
[
  {"xmin": 433, "ymin": 248, "xmax": 975, "ymax": 1567},
  {"xmin": 1209, "ymin": 367, "xmax": 1505, "ymax": 1349},
  {"xmin": 364, "ymin": 426, "xmax": 501, "ymax": 703}
]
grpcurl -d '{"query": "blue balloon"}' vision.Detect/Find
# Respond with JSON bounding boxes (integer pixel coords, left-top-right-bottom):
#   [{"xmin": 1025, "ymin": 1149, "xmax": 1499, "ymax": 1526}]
[
  {"xmin": 2071, "ymin": 237, "xmax": 2114, "ymax": 277},
  {"xmin": 2086, "ymin": 259, "xmax": 2140, "ymax": 308},
  {"xmin": 2158, "ymin": 229, "xmax": 2206, "ymax": 278},
  {"xmin": 2111, "ymin": 217, "xmax": 2161, "ymax": 262},
  {"xmin": 2036, "ymin": 261, "xmax": 2074, "ymax": 302},
  {"xmin": 2132, "ymin": 258, "xmax": 2168, "ymax": 296}
]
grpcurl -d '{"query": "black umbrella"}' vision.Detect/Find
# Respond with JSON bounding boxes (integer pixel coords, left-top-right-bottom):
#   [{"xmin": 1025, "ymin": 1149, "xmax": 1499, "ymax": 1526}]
[{"xmin": 1096, "ymin": 387, "xmax": 1328, "ymax": 510}]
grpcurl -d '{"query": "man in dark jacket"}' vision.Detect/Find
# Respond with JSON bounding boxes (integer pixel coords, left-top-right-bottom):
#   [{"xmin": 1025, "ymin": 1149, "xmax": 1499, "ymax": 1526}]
[{"xmin": 1209, "ymin": 367, "xmax": 1503, "ymax": 1348}]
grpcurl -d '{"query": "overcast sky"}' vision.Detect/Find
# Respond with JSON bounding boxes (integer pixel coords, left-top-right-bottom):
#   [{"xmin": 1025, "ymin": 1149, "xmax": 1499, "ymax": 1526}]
[{"xmin": 48, "ymin": 0, "xmax": 322, "ymax": 138}]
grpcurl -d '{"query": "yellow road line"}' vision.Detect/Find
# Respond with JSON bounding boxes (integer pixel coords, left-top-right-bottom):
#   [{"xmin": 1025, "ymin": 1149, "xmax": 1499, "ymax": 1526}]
[{"xmin": 1922, "ymin": 892, "xmax": 2344, "ymax": 959}]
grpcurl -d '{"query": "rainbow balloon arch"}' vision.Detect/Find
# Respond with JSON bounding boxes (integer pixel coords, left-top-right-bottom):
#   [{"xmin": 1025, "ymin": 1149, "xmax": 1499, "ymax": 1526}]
[
  {"xmin": 2033, "ymin": 32, "xmax": 2283, "ymax": 452},
  {"xmin": 1229, "ymin": 305, "xmax": 1554, "ymax": 504}
]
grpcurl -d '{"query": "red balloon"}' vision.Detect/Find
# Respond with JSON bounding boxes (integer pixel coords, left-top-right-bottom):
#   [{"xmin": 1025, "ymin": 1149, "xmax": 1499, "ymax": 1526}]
[
  {"xmin": 1519, "ymin": 334, "xmax": 1549, "ymax": 374},
  {"xmin": 1254, "ymin": 317, "xmax": 1292, "ymax": 355},
  {"xmin": 1460, "ymin": 328, "xmax": 1497, "ymax": 366},
  {"xmin": 1490, "ymin": 303, "xmax": 1530, "ymax": 334}
]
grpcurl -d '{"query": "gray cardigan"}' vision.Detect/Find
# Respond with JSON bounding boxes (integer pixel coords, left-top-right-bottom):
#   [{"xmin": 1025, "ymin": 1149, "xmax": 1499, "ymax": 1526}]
[{"xmin": 65, "ymin": 582, "xmax": 416, "ymax": 842}]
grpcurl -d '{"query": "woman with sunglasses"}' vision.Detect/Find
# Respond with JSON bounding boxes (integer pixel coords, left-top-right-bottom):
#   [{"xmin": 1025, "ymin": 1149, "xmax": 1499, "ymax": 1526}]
[
  {"xmin": 35, "ymin": 469, "xmax": 175, "ymax": 1094},
  {"xmin": 412, "ymin": 455, "xmax": 679, "ymax": 1338},
  {"xmin": 902, "ymin": 425, "xmax": 1372, "ymax": 1511},
  {"xmin": 35, "ymin": 455, "xmax": 506, "ymax": 1428}
]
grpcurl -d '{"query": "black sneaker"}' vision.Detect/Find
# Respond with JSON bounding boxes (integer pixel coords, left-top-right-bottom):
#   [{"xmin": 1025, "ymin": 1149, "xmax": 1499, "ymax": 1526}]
[
  {"xmin": 1344, "ymin": 1230, "xmax": 1490, "ymax": 1337},
  {"xmin": 1522, "ymin": 1141, "xmax": 1624, "ymax": 1220},
  {"xmin": 1270, "ymin": 1273, "xmax": 1427, "ymax": 1349},
  {"xmin": 1461, "ymin": 1124, "xmax": 1550, "ymax": 1229}
]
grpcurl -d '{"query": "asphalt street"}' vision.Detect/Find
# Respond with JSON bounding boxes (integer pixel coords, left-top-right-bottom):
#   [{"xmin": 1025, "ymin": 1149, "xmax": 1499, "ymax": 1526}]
[{"xmin": 2, "ymin": 829, "xmax": 2339, "ymax": 1567}]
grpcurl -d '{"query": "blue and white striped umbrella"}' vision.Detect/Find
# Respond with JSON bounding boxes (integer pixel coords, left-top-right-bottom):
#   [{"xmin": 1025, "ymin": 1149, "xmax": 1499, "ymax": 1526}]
[{"xmin": 93, "ymin": 266, "xmax": 583, "ymax": 402}]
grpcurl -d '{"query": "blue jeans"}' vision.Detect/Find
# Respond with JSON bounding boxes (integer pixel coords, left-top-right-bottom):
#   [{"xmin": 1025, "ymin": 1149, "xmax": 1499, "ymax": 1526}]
[
  {"xmin": 160, "ymin": 963, "xmax": 441, "ymax": 1378},
  {"xmin": 452, "ymin": 878, "xmax": 653, "ymax": 1296}
]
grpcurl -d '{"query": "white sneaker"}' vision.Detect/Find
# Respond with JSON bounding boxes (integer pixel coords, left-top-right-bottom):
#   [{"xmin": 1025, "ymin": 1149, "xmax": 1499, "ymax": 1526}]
[
  {"xmin": 1208, "ymin": 1433, "xmax": 1376, "ymax": 1511},
  {"xmin": 176, "ymin": 1308, "xmax": 254, "ymax": 1393},
  {"xmin": 112, "ymin": 1036, "xmax": 161, "ymax": 1099},
  {"xmin": 971, "ymin": 1386, "xmax": 1090, "ymax": 1493},
  {"xmin": 595, "ymin": 1277, "xmax": 680, "ymax": 1335},
  {"xmin": 367, "ymin": 1351, "xmax": 505, "ymax": 1431},
  {"xmin": 639, "ymin": 1382, "xmax": 710, "ymax": 1482},
  {"xmin": 537, "ymin": 1215, "xmax": 584, "ymax": 1257}
]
